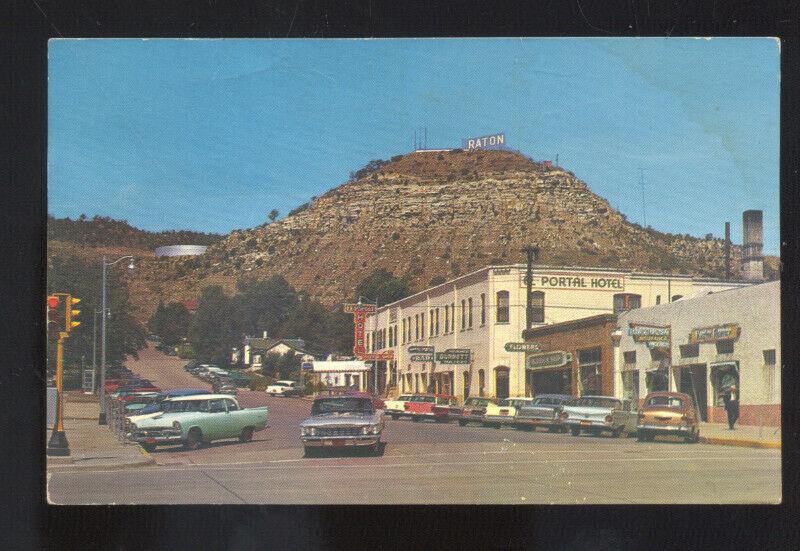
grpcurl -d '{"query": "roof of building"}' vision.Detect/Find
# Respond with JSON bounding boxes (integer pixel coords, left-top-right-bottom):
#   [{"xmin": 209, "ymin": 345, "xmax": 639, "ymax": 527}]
[
  {"xmin": 522, "ymin": 313, "xmax": 617, "ymax": 339},
  {"xmin": 245, "ymin": 337, "xmax": 314, "ymax": 354}
]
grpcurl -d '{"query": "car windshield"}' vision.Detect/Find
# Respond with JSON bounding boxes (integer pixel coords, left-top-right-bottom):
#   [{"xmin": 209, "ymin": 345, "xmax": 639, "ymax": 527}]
[
  {"xmin": 504, "ymin": 399, "xmax": 530, "ymax": 407},
  {"xmin": 162, "ymin": 400, "xmax": 210, "ymax": 413},
  {"xmin": 312, "ymin": 398, "xmax": 373, "ymax": 415},
  {"xmin": 532, "ymin": 397, "xmax": 555, "ymax": 406},
  {"xmin": 398, "ymin": 395, "xmax": 413, "ymax": 401},
  {"xmin": 410, "ymin": 396, "xmax": 436, "ymax": 403},
  {"xmin": 646, "ymin": 396, "xmax": 684, "ymax": 408},
  {"xmin": 465, "ymin": 398, "xmax": 491, "ymax": 407},
  {"xmin": 572, "ymin": 397, "xmax": 620, "ymax": 409}
]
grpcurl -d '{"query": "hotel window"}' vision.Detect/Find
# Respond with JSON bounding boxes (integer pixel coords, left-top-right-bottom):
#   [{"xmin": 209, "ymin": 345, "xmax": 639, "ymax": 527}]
[
  {"xmin": 444, "ymin": 306, "xmax": 449, "ymax": 334},
  {"xmin": 496, "ymin": 291, "xmax": 510, "ymax": 323},
  {"xmin": 468, "ymin": 298, "xmax": 473, "ymax": 328},
  {"xmin": 420, "ymin": 312, "xmax": 426, "ymax": 340},
  {"xmin": 480, "ymin": 293, "xmax": 486, "ymax": 326},
  {"xmin": 763, "ymin": 349, "xmax": 776, "ymax": 365},
  {"xmin": 613, "ymin": 293, "xmax": 641, "ymax": 314},
  {"xmin": 429, "ymin": 309, "xmax": 434, "ymax": 337},
  {"xmin": 655, "ymin": 295, "xmax": 661, "ymax": 305},
  {"xmin": 679, "ymin": 344, "xmax": 699, "ymax": 358},
  {"xmin": 435, "ymin": 308, "xmax": 440, "ymax": 336},
  {"xmin": 415, "ymin": 314, "xmax": 419, "ymax": 341},
  {"xmin": 451, "ymin": 302, "xmax": 456, "ymax": 332},
  {"xmin": 461, "ymin": 300, "xmax": 466, "ymax": 330},
  {"xmin": 578, "ymin": 347, "xmax": 603, "ymax": 396},
  {"xmin": 401, "ymin": 319, "xmax": 406, "ymax": 344},
  {"xmin": 530, "ymin": 291, "xmax": 545, "ymax": 324},
  {"xmin": 408, "ymin": 317, "xmax": 412, "ymax": 342},
  {"xmin": 623, "ymin": 351, "xmax": 636, "ymax": 365},
  {"xmin": 716, "ymin": 339, "xmax": 735, "ymax": 355}
]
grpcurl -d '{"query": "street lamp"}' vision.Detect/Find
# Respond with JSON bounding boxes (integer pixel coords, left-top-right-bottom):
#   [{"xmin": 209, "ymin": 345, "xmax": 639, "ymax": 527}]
[{"xmin": 98, "ymin": 255, "xmax": 135, "ymax": 425}]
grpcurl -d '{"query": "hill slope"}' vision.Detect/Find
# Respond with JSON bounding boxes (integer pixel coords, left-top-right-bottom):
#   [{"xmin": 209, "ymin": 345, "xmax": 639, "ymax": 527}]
[{"xmin": 131, "ymin": 149, "xmax": 771, "ymax": 317}]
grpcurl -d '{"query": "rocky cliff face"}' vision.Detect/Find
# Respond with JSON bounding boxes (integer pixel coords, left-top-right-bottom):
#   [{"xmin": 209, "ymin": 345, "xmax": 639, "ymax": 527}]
[{"xmin": 129, "ymin": 149, "xmax": 760, "ymax": 318}]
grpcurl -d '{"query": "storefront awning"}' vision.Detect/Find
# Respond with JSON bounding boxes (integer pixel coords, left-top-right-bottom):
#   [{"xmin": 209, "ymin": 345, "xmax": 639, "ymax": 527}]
[{"xmin": 312, "ymin": 360, "xmax": 370, "ymax": 373}]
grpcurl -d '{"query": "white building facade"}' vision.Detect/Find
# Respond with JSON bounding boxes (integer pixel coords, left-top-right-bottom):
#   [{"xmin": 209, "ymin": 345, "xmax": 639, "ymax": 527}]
[
  {"xmin": 614, "ymin": 281, "xmax": 780, "ymax": 427},
  {"xmin": 365, "ymin": 265, "xmax": 748, "ymax": 401}
]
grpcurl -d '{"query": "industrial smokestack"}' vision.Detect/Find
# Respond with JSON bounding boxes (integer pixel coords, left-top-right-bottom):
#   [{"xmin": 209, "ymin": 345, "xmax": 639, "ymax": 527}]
[
  {"xmin": 742, "ymin": 210, "xmax": 764, "ymax": 281},
  {"xmin": 724, "ymin": 222, "xmax": 731, "ymax": 279}
]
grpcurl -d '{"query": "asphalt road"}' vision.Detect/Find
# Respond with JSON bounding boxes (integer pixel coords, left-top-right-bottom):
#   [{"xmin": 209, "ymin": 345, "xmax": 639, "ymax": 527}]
[{"xmin": 48, "ymin": 346, "xmax": 782, "ymax": 505}]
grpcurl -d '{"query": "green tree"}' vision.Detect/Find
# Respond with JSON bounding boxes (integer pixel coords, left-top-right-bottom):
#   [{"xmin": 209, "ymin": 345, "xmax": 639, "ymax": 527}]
[
  {"xmin": 190, "ymin": 286, "xmax": 241, "ymax": 366},
  {"xmin": 235, "ymin": 275, "xmax": 299, "ymax": 337},
  {"xmin": 47, "ymin": 255, "xmax": 146, "ymax": 376},
  {"xmin": 260, "ymin": 351, "xmax": 302, "ymax": 379},
  {"xmin": 149, "ymin": 301, "xmax": 191, "ymax": 347},
  {"xmin": 354, "ymin": 268, "xmax": 413, "ymax": 306}
]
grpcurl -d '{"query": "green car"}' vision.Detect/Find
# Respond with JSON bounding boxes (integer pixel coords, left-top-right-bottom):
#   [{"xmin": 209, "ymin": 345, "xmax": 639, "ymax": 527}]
[
  {"xmin": 224, "ymin": 371, "xmax": 252, "ymax": 387},
  {"xmin": 127, "ymin": 394, "xmax": 268, "ymax": 451}
]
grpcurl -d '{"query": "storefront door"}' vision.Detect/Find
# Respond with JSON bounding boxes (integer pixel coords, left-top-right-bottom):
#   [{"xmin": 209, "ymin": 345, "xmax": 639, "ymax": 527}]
[
  {"xmin": 495, "ymin": 368, "xmax": 510, "ymax": 400},
  {"xmin": 678, "ymin": 364, "xmax": 707, "ymax": 421},
  {"xmin": 530, "ymin": 369, "xmax": 572, "ymax": 396}
]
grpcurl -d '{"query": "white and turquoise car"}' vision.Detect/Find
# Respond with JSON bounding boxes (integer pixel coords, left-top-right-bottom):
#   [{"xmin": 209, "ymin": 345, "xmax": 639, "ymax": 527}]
[{"xmin": 126, "ymin": 394, "xmax": 268, "ymax": 451}]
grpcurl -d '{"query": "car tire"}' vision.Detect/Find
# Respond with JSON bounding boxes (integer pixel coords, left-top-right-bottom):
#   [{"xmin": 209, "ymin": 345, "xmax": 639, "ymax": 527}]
[
  {"xmin": 458, "ymin": 420, "xmax": 467, "ymax": 427},
  {"xmin": 412, "ymin": 416, "xmax": 420, "ymax": 422},
  {"xmin": 686, "ymin": 431, "xmax": 699, "ymax": 443},
  {"xmin": 370, "ymin": 442, "xmax": 382, "ymax": 456},
  {"xmin": 570, "ymin": 426, "xmax": 581, "ymax": 436},
  {"xmin": 184, "ymin": 428, "xmax": 203, "ymax": 451},
  {"xmin": 390, "ymin": 414, "xmax": 399, "ymax": 420},
  {"xmin": 140, "ymin": 443, "xmax": 156, "ymax": 453},
  {"xmin": 637, "ymin": 431, "xmax": 651, "ymax": 442},
  {"xmin": 612, "ymin": 426, "xmax": 625, "ymax": 438},
  {"xmin": 239, "ymin": 427, "xmax": 254, "ymax": 443},
  {"xmin": 304, "ymin": 446, "xmax": 318, "ymax": 458}
]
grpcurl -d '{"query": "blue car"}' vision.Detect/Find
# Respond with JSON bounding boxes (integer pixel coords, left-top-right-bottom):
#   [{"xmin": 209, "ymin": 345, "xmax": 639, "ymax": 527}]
[{"xmin": 138, "ymin": 388, "xmax": 211, "ymax": 414}]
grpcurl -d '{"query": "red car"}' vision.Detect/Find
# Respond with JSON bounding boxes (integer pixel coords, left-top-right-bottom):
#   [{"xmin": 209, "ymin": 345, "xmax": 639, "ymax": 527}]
[{"xmin": 405, "ymin": 394, "xmax": 458, "ymax": 423}]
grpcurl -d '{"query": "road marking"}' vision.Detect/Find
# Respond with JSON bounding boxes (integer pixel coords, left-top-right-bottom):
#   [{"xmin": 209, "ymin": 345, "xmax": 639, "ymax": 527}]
[{"xmin": 53, "ymin": 452, "xmax": 778, "ymax": 476}]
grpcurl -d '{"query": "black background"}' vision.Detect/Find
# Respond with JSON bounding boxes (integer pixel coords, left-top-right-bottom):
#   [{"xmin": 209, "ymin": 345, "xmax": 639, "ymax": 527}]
[{"xmin": 6, "ymin": 1, "xmax": 799, "ymax": 549}]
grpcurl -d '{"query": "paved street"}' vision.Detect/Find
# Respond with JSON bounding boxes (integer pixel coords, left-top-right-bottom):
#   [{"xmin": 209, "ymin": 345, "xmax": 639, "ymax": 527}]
[{"xmin": 48, "ymin": 347, "xmax": 782, "ymax": 504}]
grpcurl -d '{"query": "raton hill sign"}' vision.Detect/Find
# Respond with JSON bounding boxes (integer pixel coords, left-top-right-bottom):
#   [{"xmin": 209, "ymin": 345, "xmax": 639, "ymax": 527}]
[
  {"xmin": 527, "ymin": 273, "xmax": 625, "ymax": 292},
  {"xmin": 461, "ymin": 132, "xmax": 506, "ymax": 151}
]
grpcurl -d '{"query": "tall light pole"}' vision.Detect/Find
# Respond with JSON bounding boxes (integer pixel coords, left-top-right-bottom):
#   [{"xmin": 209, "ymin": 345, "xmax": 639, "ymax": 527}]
[
  {"xmin": 521, "ymin": 245, "xmax": 539, "ymax": 331},
  {"xmin": 99, "ymin": 255, "xmax": 135, "ymax": 425}
]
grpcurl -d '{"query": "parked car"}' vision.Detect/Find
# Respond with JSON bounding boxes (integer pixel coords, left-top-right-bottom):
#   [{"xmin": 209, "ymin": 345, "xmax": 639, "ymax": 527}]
[
  {"xmin": 482, "ymin": 397, "xmax": 535, "ymax": 428},
  {"xmin": 514, "ymin": 394, "xmax": 572, "ymax": 432},
  {"xmin": 300, "ymin": 395, "xmax": 384, "ymax": 456},
  {"xmin": 137, "ymin": 388, "xmax": 212, "ymax": 415},
  {"xmin": 111, "ymin": 390, "xmax": 162, "ymax": 403},
  {"xmin": 224, "ymin": 371, "xmax": 252, "ymax": 387},
  {"xmin": 126, "ymin": 394, "xmax": 268, "ymax": 452},
  {"xmin": 404, "ymin": 394, "xmax": 457, "ymax": 422},
  {"xmin": 384, "ymin": 394, "xmax": 415, "ymax": 419},
  {"xmin": 636, "ymin": 391, "xmax": 700, "ymax": 443},
  {"xmin": 561, "ymin": 396, "xmax": 638, "ymax": 437},
  {"xmin": 212, "ymin": 377, "xmax": 238, "ymax": 395},
  {"xmin": 342, "ymin": 390, "xmax": 384, "ymax": 410},
  {"xmin": 455, "ymin": 397, "xmax": 497, "ymax": 426},
  {"xmin": 266, "ymin": 380, "xmax": 303, "ymax": 397}
]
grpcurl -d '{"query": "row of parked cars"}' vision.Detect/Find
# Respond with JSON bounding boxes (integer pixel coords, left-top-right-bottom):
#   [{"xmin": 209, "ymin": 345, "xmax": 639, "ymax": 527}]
[
  {"xmin": 382, "ymin": 391, "xmax": 701, "ymax": 443},
  {"xmin": 183, "ymin": 361, "xmax": 252, "ymax": 395}
]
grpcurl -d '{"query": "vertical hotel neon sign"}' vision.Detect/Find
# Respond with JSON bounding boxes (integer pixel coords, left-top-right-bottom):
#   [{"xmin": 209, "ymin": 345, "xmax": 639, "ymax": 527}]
[{"xmin": 343, "ymin": 302, "xmax": 376, "ymax": 356}]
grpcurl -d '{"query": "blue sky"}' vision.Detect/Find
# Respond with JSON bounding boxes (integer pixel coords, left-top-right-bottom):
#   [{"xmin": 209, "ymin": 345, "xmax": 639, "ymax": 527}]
[{"xmin": 49, "ymin": 38, "xmax": 779, "ymax": 254}]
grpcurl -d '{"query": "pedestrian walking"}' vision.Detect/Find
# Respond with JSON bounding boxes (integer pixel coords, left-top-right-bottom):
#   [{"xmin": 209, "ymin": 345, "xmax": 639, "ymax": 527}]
[{"xmin": 722, "ymin": 384, "xmax": 739, "ymax": 430}]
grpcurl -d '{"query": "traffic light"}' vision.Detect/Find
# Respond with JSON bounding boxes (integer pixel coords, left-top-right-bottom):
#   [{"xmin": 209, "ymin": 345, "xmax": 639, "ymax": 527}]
[
  {"xmin": 47, "ymin": 295, "xmax": 64, "ymax": 338},
  {"xmin": 66, "ymin": 296, "xmax": 81, "ymax": 331}
]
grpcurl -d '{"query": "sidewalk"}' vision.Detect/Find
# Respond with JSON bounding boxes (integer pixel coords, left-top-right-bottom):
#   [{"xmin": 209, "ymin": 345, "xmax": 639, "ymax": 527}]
[
  {"xmin": 699, "ymin": 421, "xmax": 781, "ymax": 449},
  {"xmin": 46, "ymin": 393, "xmax": 155, "ymax": 471}
]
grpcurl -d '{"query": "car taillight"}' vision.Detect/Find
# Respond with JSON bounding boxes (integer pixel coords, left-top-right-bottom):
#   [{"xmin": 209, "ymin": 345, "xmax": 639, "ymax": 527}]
[
  {"xmin": 463, "ymin": 409, "xmax": 469, "ymax": 415},
  {"xmin": 559, "ymin": 412, "xmax": 568, "ymax": 420},
  {"xmin": 605, "ymin": 415, "xmax": 613, "ymax": 423}
]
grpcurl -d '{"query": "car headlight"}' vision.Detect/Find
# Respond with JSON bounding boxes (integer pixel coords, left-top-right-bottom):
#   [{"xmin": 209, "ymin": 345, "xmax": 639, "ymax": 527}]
[
  {"xmin": 370, "ymin": 424, "xmax": 381, "ymax": 435},
  {"xmin": 172, "ymin": 421, "xmax": 181, "ymax": 430},
  {"xmin": 361, "ymin": 426, "xmax": 370, "ymax": 435},
  {"xmin": 301, "ymin": 427, "xmax": 316, "ymax": 436}
]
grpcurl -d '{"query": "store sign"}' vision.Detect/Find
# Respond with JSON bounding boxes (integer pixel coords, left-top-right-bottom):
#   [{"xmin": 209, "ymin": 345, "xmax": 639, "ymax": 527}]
[
  {"xmin": 505, "ymin": 342, "xmax": 542, "ymax": 353},
  {"xmin": 358, "ymin": 351, "xmax": 395, "ymax": 361},
  {"xmin": 408, "ymin": 345, "xmax": 434, "ymax": 354},
  {"xmin": 462, "ymin": 132, "xmax": 506, "ymax": 151},
  {"xmin": 628, "ymin": 324, "xmax": 670, "ymax": 349},
  {"xmin": 435, "ymin": 348, "xmax": 471, "ymax": 364},
  {"xmin": 410, "ymin": 354, "xmax": 434, "ymax": 362},
  {"xmin": 526, "ymin": 351, "xmax": 573, "ymax": 370},
  {"xmin": 689, "ymin": 324, "xmax": 740, "ymax": 344},
  {"xmin": 529, "ymin": 274, "xmax": 625, "ymax": 291},
  {"xmin": 342, "ymin": 303, "xmax": 377, "ymax": 314},
  {"xmin": 351, "ymin": 309, "xmax": 367, "ymax": 356}
]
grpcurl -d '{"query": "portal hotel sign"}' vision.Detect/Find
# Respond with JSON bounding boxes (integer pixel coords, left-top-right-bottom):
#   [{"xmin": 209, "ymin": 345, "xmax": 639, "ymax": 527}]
[{"xmin": 526, "ymin": 273, "xmax": 625, "ymax": 292}]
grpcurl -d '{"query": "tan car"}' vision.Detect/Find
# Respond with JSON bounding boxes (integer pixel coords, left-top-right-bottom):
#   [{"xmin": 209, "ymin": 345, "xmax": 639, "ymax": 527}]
[{"xmin": 636, "ymin": 391, "xmax": 700, "ymax": 443}]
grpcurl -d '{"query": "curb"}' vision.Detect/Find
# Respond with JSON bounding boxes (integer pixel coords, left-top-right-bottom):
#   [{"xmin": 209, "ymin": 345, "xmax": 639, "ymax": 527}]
[
  {"xmin": 47, "ymin": 447, "xmax": 156, "ymax": 472},
  {"xmin": 699, "ymin": 436, "xmax": 781, "ymax": 450}
]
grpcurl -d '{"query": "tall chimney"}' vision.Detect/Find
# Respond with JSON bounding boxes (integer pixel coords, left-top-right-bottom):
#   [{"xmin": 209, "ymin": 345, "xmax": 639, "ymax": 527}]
[
  {"xmin": 724, "ymin": 222, "xmax": 731, "ymax": 279},
  {"xmin": 742, "ymin": 210, "xmax": 764, "ymax": 281}
]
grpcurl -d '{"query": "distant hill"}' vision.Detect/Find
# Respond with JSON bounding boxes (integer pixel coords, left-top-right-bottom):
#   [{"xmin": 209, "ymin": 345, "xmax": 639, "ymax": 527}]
[{"xmin": 47, "ymin": 215, "xmax": 223, "ymax": 249}]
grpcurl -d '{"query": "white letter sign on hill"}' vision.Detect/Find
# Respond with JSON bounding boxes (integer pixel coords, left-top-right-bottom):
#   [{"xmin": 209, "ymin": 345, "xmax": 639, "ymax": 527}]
[{"xmin": 461, "ymin": 132, "xmax": 506, "ymax": 151}]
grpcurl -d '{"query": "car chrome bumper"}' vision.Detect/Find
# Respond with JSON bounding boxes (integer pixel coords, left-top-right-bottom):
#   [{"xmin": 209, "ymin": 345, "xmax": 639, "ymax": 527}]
[
  {"xmin": 301, "ymin": 435, "xmax": 380, "ymax": 447},
  {"xmin": 130, "ymin": 431, "xmax": 183, "ymax": 445},
  {"xmin": 637, "ymin": 424, "xmax": 692, "ymax": 433},
  {"xmin": 484, "ymin": 415, "xmax": 515, "ymax": 424},
  {"xmin": 564, "ymin": 420, "xmax": 612, "ymax": 428},
  {"xmin": 515, "ymin": 417, "xmax": 559, "ymax": 426}
]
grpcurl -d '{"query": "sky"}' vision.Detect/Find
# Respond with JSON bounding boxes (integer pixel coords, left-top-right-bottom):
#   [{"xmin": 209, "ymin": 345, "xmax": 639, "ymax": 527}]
[{"xmin": 48, "ymin": 38, "xmax": 780, "ymax": 254}]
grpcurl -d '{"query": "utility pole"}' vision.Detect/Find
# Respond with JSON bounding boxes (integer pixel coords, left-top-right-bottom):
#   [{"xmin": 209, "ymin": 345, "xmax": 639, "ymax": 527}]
[{"xmin": 521, "ymin": 245, "xmax": 539, "ymax": 331}]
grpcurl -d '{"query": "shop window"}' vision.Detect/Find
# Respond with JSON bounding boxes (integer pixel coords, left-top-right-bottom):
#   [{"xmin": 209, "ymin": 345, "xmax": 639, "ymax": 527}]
[
  {"xmin": 613, "ymin": 293, "xmax": 642, "ymax": 314},
  {"xmin": 480, "ymin": 293, "xmax": 486, "ymax": 326},
  {"xmin": 530, "ymin": 291, "xmax": 545, "ymax": 324},
  {"xmin": 461, "ymin": 300, "xmax": 466, "ymax": 330},
  {"xmin": 478, "ymin": 369, "xmax": 485, "ymax": 397},
  {"xmin": 496, "ymin": 291, "xmax": 510, "ymax": 323},
  {"xmin": 578, "ymin": 347, "xmax": 602, "ymax": 396},
  {"xmin": 623, "ymin": 351, "xmax": 636, "ymax": 365},
  {"xmin": 646, "ymin": 369, "xmax": 669, "ymax": 393},
  {"xmin": 763, "ymin": 349, "xmax": 776, "ymax": 365},
  {"xmin": 711, "ymin": 363, "xmax": 739, "ymax": 406},
  {"xmin": 716, "ymin": 339, "xmax": 734, "ymax": 355},
  {"xmin": 680, "ymin": 344, "xmax": 699, "ymax": 358}
]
